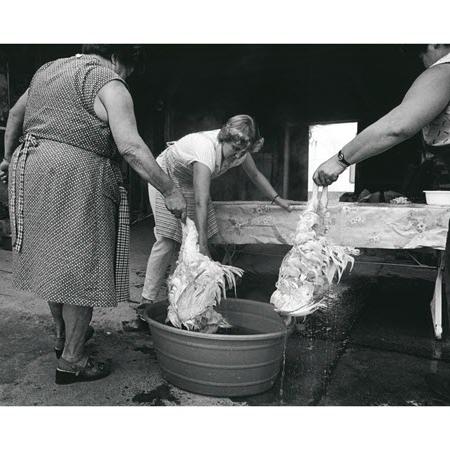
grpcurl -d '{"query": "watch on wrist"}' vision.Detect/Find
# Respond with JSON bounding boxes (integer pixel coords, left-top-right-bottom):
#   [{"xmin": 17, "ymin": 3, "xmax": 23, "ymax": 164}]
[{"xmin": 337, "ymin": 150, "xmax": 351, "ymax": 167}]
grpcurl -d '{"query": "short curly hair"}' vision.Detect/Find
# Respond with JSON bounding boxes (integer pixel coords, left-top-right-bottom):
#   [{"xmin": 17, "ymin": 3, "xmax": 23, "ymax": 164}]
[
  {"xmin": 218, "ymin": 115, "xmax": 261, "ymax": 150},
  {"xmin": 81, "ymin": 44, "xmax": 145, "ymax": 70}
]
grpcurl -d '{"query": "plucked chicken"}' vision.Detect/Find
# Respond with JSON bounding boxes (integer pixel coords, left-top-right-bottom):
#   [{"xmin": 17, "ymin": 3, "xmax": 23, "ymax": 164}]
[
  {"xmin": 270, "ymin": 185, "xmax": 359, "ymax": 317},
  {"xmin": 167, "ymin": 218, "xmax": 244, "ymax": 333}
]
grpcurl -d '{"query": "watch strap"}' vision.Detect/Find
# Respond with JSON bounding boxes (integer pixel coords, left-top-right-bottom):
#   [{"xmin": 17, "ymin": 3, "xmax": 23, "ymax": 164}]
[{"xmin": 337, "ymin": 150, "xmax": 351, "ymax": 167}]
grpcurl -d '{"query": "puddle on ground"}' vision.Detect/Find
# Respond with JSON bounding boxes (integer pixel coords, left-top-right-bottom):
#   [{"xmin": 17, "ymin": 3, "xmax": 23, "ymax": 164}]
[
  {"xmin": 232, "ymin": 325, "xmax": 348, "ymax": 406},
  {"xmin": 132, "ymin": 384, "xmax": 180, "ymax": 405}
]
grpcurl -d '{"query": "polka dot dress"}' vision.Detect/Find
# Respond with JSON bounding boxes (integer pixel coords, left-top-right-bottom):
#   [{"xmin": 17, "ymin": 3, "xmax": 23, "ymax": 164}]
[{"xmin": 8, "ymin": 55, "xmax": 129, "ymax": 307}]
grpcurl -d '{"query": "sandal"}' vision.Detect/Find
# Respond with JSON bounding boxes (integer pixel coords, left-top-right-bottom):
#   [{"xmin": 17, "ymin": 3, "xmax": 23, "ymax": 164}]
[
  {"xmin": 55, "ymin": 356, "xmax": 111, "ymax": 385},
  {"xmin": 54, "ymin": 326, "xmax": 95, "ymax": 359}
]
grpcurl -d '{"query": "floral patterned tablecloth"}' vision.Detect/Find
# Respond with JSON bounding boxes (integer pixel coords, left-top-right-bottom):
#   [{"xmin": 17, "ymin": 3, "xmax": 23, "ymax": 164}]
[{"xmin": 212, "ymin": 201, "xmax": 450, "ymax": 250}]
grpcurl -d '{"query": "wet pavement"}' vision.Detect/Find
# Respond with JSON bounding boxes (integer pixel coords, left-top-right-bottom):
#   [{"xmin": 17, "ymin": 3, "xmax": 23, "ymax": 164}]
[
  {"xmin": 237, "ymin": 276, "xmax": 450, "ymax": 406},
  {"xmin": 1, "ymin": 218, "xmax": 450, "ymax": 406}
]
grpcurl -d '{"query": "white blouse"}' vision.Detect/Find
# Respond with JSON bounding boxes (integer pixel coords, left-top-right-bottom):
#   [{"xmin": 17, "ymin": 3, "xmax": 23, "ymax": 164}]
[{"xmin": 158, "ymin": 129, "xmax": 247, "ymax": 179}]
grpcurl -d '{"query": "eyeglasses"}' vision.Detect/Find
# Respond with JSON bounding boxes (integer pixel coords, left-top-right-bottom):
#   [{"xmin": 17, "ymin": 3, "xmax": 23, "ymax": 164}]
[{"xmin": 231, "ymin": 144, "xmax": 251, "ymax": 158}]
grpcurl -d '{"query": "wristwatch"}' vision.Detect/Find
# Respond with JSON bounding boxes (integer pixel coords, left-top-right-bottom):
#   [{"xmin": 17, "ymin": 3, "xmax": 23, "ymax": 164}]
[{"xmin": 337, "ymin": 150, "xmax": 351, "ymax": 167}]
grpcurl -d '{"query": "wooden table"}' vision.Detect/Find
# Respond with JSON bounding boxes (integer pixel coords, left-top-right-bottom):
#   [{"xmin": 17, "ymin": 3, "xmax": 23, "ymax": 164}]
[{"xmin": 212, "ymin": 201, "xmax": 450, "ymax": 339}]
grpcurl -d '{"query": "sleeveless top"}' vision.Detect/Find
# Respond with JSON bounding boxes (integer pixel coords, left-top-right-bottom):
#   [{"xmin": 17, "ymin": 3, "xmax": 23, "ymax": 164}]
[{"xmin": 23, "ymin": 54, "xmax": 125, "ymax": 158}]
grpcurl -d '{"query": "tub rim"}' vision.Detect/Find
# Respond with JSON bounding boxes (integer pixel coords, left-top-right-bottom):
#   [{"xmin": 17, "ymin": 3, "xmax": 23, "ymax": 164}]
[{"xmin": 144, "ymin": 297, "xmax": 289, "ymax": 341}]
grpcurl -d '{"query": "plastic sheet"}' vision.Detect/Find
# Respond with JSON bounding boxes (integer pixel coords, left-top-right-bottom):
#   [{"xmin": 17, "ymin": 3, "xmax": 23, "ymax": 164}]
[{"xmin": 212, "ymin": 201, "xmax": 450, "ymax": 250}]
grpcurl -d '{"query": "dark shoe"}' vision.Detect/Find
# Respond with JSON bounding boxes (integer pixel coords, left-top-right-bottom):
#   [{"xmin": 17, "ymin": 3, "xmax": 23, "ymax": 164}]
[
  {"xmin": 54, "ymin": 326, "xmax": 95, "ymax": 359},
  {"xmin": 425, "ymin": 373, "xmax": 450, "ymax": 403},
  {"xmin": 122, "ymin": 303, "xmax": 153, "ymax": 333},
  {"xmin": 122, "ymin": 318, "xmax": 149, "ymax": 332},
  {"xmin": 136, "ymin": 302, "xmax": 150, "ymax": 321},
  {"xmin": 55, "ymin": 356, "xmax": 111, "ymax": 385}
]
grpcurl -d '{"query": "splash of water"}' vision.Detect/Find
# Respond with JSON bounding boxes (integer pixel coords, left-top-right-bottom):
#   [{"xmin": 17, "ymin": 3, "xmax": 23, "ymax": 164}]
[{"xmin": 279, "ymin": 333, "xmax": 288, "ymax": 405}]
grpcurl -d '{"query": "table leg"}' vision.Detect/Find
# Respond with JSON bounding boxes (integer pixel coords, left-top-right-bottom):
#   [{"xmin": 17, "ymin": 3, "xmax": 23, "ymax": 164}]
[
  {"xmin": 221, "ymin": 244, "xmax": 237, "ymax": 266},
  {"xmin": 431, "ymin": 250, "xmax": 445, "ymax": 340}
]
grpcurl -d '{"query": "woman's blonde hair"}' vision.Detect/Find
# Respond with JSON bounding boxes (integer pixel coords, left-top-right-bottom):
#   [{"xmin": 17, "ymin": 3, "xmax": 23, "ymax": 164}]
[{"xmin": 218, "ymin": 115, "xmax": 262, "ymax": 150}]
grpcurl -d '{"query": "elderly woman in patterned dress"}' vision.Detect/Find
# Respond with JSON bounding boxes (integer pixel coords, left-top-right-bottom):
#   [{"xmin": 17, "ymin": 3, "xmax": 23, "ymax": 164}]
[
  {"xmin": 137, "ymin": 115, "xmax": 292, "ymax": 319},
  {"xmin": 0, "ymin": 45, "xmax": 186, "ymax": 384},
  {"xmin": 312, "ymin": 44, "xmax": 450, "ymax": 399}
]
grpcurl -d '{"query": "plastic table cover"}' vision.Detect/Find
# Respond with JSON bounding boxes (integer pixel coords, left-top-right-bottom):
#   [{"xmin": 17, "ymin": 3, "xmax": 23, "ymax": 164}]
[{"xmin": 212, "ymin": 201, "xmax": 450, "ymax": 250}]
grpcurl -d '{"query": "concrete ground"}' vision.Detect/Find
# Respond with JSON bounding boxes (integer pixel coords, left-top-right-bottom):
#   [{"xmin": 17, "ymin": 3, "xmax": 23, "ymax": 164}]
[{"xmin": 1, "ymin": 218, "xmax": 450, "ymax": 406}]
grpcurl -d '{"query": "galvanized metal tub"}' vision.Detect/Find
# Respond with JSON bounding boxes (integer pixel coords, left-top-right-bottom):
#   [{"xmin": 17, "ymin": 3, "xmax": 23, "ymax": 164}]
[{"xmin": 145, "ymin": 298, "xmax": 287, "ymax": 397}]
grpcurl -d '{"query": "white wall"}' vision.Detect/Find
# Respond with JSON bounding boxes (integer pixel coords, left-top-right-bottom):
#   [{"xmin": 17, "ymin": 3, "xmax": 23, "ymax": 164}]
[{"xmin": 307, "ymin": 122, "xmax": 357, "ymax": 201}]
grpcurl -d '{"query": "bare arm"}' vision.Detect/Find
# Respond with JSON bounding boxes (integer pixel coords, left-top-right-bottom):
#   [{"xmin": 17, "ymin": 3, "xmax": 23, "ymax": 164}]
[
  {"xmin": 314, "ymin": 63, "xmax": 450, "ymax": 186},
  {"xmin": 98, "ymin": 81, "xmax": 175, "ymax": 192},
  {"xmin": 342, "ymin": 64, "xmax": 450, "ymax": 164},
  {"xmin": 193, "ymin": 162, "xmax": 212, "ymax": 256},
  {"xmin": 0, "ymin": 90, "xmax": 28, "ymax": 183},
  {"xmin": 242, "ymin": 155, "xmax": 292, "ymax": 211},
  {"xmin": 4, "ymin": 90, "xmax": 28, "ymax": 162},
  {"xmin": 98, "ymin": 80, "xmax": 186, "ymax": 219}
]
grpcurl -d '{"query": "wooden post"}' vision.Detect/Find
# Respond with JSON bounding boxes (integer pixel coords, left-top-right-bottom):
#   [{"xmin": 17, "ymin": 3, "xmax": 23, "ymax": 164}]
[
  {"xmin": 431, "ymin": 250, "xmax": 445, "ymax": 340},
  {"xmin": 283, "ymin": 123, "xmax": 290, "ymax": 199}
]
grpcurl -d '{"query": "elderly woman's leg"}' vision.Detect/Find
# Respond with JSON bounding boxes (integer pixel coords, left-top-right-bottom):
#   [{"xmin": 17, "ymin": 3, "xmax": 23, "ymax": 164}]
[
  {"xmin": 61, "ymin": 304, "xmax": 92, "ymax": 363},
  {"xmin": 48, "ymin": 301, "xmax": 65, "ymax": 337},
  {"xmin": 55, "ymin": 304, "xmax": 110, "ymax": 384},
  {"xmin": 48, "ymin": 301, "xmax": 65, "ymax": 356}
]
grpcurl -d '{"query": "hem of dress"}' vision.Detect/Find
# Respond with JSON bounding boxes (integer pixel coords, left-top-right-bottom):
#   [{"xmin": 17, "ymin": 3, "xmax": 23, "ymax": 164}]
[{"xmin": 12, "ymin": 284, "xmax": 120, "ymax": 308}]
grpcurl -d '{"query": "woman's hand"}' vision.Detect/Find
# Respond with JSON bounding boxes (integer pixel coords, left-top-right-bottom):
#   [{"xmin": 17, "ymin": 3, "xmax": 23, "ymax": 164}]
[
  {"xmin": 163, "ymin": 187, "xmax": 187, "ymax": 221},
  {"xmin": 274, "ymin": 196, "xmax": 293, "ymax": 212},
  {"xmin": 0, "ymin": 159, "xmax": 10, "ymax": 184},
  {"xmin": 313, "ymin": 154, "xmax": 347, "ymax": 187}
]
